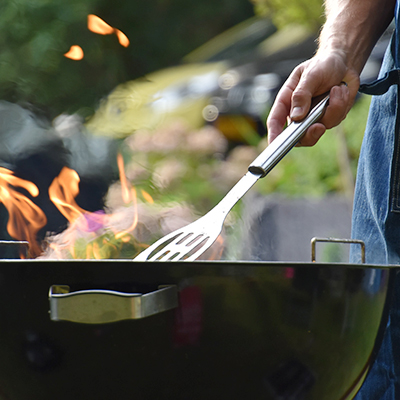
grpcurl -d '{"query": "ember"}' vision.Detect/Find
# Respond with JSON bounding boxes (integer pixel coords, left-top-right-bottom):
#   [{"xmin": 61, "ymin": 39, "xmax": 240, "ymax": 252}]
[
  {"xmin": 87, "ymin": 14, "xmax": 115, "ymax": 35},
  {"xmin": 64, "ymin": 15, "xmax": 130, "ymax": 62},
  {"xmin": 64, "ymin": 45, "xmax": 84, "ymax": 61},
  {"xmin": 87, "ymin": 14, "xmax": 130, "ymax": 47}
]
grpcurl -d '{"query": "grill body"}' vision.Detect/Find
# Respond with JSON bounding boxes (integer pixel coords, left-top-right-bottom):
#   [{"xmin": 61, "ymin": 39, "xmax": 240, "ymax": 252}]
[{"xmin": 0, "ymin": 260, "xmax": 393, "ymax": 400}]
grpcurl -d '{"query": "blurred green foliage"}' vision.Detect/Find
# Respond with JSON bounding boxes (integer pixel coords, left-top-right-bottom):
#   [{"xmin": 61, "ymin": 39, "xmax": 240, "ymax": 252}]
[
  {"xmin": 0, "ymin": 0, "xmax": 254, "ymax": 117},
  {"xmin": 251, "ymin": 0, "xmax": 324, "ymax": 30}
]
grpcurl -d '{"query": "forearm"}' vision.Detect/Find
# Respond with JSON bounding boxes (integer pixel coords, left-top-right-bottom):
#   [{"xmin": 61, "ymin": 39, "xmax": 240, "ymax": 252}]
[{"xmin": 319, "ymin": 0, "xmax": 396, "ymax": 73}]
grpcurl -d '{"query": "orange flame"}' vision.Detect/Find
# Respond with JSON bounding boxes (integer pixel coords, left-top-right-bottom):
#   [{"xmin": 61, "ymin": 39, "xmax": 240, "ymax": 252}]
[
  {"xmin": 0, "ymin": 168, "xmax": 47, "ymax": 257},
  {"xmin": 114, "ymin": 154, "xmax": 138, "ymax": 239},
  {"xmin": 0, "ymin": 157, "xmax": 225, "ymax": 261},
  {"xmin": 117, "ymin": 154, "xmax": 132, "ymax": 204},
  {"xmin": 48, "ymin": 167, "xmax": 86, "ymax": 223},
  {"xmin": 87, "ymin": 14, "xmax": 114, "ymax": 35},
  {"xmin": 64, "ymin": 45, "xmax": 84, "ymax": 60},
  {"xmin": 48, "ymin": 167, "xmax": 109, "ymax": 257},
  {"xmin": 115, "ymin": 29, "xmax": 130, "ymax": 47},
  {"xmin": 87, "ymin": 14, "xmax": 130, "ymax": 47},
  {"xmin": 47, "ymin": 159, "xmax": 140, "ymax": 247}
]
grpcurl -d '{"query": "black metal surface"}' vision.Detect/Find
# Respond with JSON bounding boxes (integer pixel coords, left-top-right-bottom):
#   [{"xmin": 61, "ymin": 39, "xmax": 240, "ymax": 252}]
[{"xmin": 0, "ymin": 260, "xmax": 393, "ymax": 400}]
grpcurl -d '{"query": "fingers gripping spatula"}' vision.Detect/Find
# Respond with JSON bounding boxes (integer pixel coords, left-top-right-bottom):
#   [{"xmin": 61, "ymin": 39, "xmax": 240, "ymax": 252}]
[{"xmin": 134, "ymin": 95, "xmax": 329, "ymax": 262}]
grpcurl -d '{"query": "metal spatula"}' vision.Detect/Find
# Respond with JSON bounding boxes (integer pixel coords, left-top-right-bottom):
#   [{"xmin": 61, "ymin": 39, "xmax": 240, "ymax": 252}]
[{"xmin": 134, "ymin": 95, "xmax": 329, "ymax": 262}]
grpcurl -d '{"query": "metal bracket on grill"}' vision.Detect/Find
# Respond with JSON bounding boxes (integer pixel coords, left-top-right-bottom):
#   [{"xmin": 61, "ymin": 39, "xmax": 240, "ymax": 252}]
[
  {"xmin": 311, "ymin": 237, "xmax": 366, "ymax": 264},
  {"xmin": 49, "ymin": 284, "xmax": 178, "ymax": 324},
  {"xmin": 0, "ymin": 240, "xmax": 30, "ymax": 259}
]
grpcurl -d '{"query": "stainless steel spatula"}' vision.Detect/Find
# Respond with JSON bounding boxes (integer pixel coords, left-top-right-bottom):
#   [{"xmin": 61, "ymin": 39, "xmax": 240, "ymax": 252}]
[{"xmin": 134, "ymin": 94, "xmax": 329, "ymax": 262}]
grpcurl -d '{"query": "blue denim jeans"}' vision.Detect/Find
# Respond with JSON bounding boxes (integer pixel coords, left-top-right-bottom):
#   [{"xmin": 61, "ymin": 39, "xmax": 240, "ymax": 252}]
[{"xmin": 351, "ymin": 21, "xmax": 400, "ymax": 399}]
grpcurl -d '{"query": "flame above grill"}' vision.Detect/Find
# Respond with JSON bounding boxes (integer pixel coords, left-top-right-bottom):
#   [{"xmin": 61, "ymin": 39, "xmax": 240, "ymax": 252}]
[
  {"xmin": 43, "ymin": 153, "xmax": 143, "ymax": 259},
  {"xmin": 0, "ymin": 168, "xmax": 47, "ymax": 257},
  {"xmin": 0, "ymin": 149, "xmax": 225, "ymax": 261},
  {"xmin": 0, "ymin": 151, "xmax": 144, "ymax": 259},
  {"xmin": 49, "ymin": 167, "xmax": 86, "ymax": 224}
]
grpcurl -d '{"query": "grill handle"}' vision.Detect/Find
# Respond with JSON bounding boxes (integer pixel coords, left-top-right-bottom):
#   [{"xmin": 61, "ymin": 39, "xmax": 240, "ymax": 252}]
[{"xmin": 49, "ymin": 285, "xmax": 178, "ymax": 324}]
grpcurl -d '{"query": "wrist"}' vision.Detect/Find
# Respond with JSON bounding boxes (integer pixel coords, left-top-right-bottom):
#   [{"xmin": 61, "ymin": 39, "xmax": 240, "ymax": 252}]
[
  {"xmin": 317, "ymin": 26, "xmax": 367, "ymax": 74},
  {"xmin": 318, "ymin": 0, "xmax": 396, "ymax": 74}
]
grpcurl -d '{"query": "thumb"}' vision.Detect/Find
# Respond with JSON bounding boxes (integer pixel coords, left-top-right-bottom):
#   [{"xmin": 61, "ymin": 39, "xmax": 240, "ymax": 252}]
[{"xmin": 290, "ymin": 89, "xmax": 313, "ymax": 121}]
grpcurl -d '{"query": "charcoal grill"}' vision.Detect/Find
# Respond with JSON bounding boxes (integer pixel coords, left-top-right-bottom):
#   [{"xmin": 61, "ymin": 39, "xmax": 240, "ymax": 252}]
[{"xmin": 0, "ymin": 239, "xmax": 394, "ymax": 400}]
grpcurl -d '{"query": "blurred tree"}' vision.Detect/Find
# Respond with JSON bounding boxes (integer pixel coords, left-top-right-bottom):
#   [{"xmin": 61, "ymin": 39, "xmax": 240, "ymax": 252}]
[
  {"xmin": 250, "ymin": 0, "xmax": 324, "ymax": 30},
  {"xmin": 0, "ymin": 0, "xmax": 254, "ymax": 118}
]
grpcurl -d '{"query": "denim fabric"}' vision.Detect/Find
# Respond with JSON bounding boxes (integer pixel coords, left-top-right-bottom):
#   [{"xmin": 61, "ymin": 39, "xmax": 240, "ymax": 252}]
[
  {"xmin": 351, "ymin": 46, "xmax": 399, "ymax": 266},
  {"xmin": 351, "ymin": 4, "xmax": 400, "ymax": 398}
]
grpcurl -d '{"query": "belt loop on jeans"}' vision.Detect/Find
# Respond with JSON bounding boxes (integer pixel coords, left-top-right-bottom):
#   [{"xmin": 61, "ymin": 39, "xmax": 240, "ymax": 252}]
[{"xmin": 359, "ymin": 69, "xmax": 400, "ymax": 95}]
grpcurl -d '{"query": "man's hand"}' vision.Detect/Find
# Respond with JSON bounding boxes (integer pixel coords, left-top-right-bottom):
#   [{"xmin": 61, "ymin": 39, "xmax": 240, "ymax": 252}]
[
  {"xmin": 267, "ymin": 50, "xmax": 360, "ymax": 146},
  {"xmin": 267, "ymin": 0, "xmax": 396, "ymax": 147}
]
